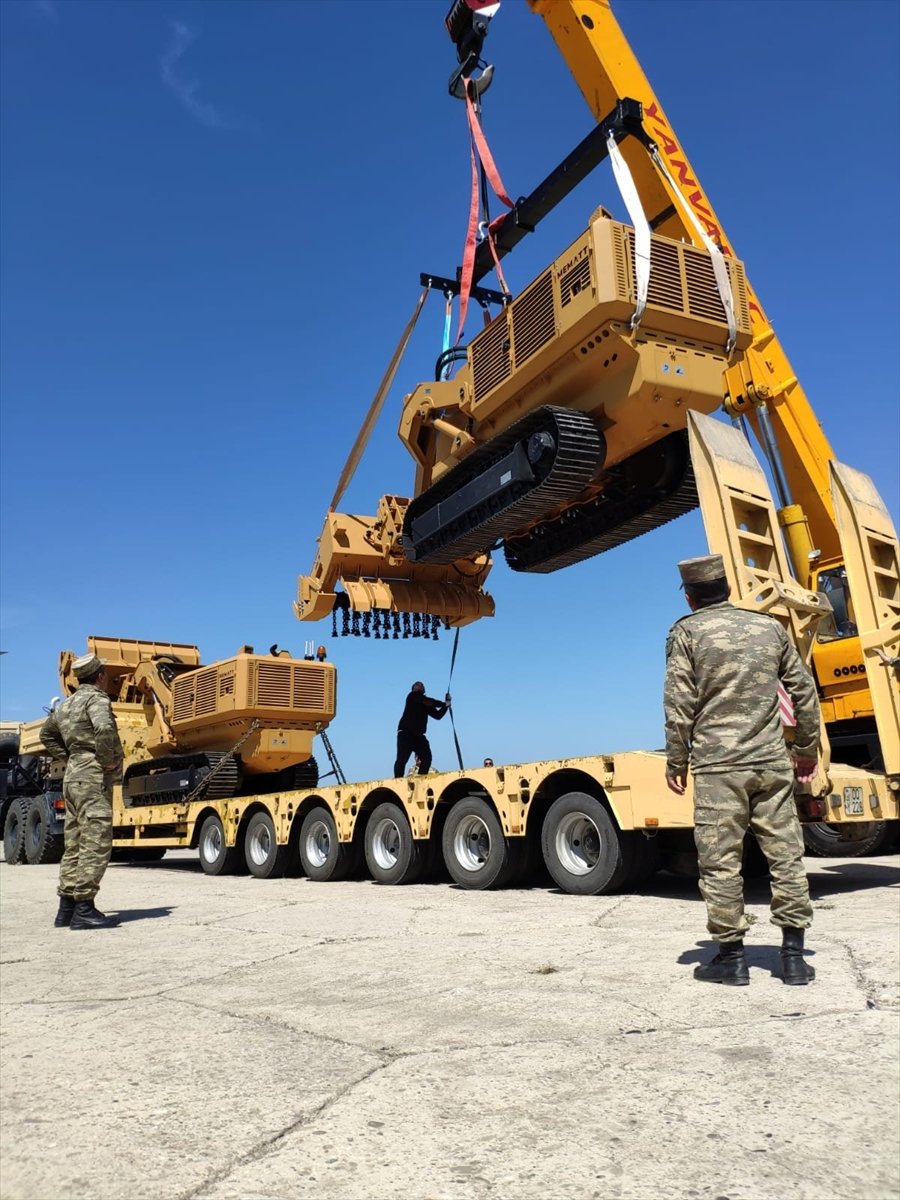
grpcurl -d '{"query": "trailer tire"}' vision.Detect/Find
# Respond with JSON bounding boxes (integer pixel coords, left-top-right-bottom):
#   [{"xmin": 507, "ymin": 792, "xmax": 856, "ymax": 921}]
[
  {"xmin": 541, "ymin": 792, "xmax": 629, "ymax": 895},
  {"xmin": 298, "ymin": 807, "xmax": 355, "ymax": 882},
  {"xmin": 364, "ymin": 802, "xmax": 425, "ymax": 885},
  {"xmin": 198, "ymin": 815, "xmax": 240, "ymax": 876},
  {"xmin": 244, "ymin": 811, "xmax": 290, "ymax": 879},
  {"xmin": 803, "ymin": 820, "xmax": 899, "ymax": 859},
  {"xmin": 3, "ymin": 799, "xmax": 28, "ymax": 864},
  {"xmin": 442, "ymin": 797, "xmax": 522, "ymax": 890},
  {"xmin": 24, "ymin": 798, "xmax": 63, "ymax": 865}
]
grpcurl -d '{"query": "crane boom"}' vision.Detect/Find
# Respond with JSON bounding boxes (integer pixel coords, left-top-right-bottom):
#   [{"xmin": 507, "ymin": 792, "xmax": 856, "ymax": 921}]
[{"xmin": 528, "ymin": 0, "xmax": 837, "ymax": 572}]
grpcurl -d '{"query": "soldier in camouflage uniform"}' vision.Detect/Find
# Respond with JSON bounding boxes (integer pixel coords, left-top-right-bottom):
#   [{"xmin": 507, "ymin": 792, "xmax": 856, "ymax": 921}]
[
  {"xmin": 664, "ymin": 555, "xmax": 820, "ymax": 986},
  {"xmin": 40, "ymin": 653, "xmax": 123, "ymax": 930}
]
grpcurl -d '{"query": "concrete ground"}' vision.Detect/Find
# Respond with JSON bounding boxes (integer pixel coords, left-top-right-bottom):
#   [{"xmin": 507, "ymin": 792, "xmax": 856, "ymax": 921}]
[{"xmin": 1, "ymin": 851, "xmax": 898, "ymax": 1200}]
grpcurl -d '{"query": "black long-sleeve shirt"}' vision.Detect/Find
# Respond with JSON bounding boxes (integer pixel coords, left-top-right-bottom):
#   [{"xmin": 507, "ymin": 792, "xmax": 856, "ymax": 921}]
[{"xmin": 398, "ymin": 691, "xmax": 448, "ymax": 736}]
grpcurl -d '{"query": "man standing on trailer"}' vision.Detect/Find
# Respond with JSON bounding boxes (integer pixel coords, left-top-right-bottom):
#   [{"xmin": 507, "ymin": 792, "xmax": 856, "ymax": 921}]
[
  {"xmin": 394, "ymin": 681, "xmax": 450, "ymax": 777},
  {"xmin": 40, "ymin": 653, "xmax": 123, "ymax": 930},
  {"xmin": 663, "ymin": 554, "xmax": 820, "ymax": 986}
]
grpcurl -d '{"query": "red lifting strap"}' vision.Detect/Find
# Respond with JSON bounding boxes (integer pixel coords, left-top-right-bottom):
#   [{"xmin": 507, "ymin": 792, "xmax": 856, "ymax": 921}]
[{"xmin": 455, "ymin": 79, "xmax": 514, "ymax": 344}]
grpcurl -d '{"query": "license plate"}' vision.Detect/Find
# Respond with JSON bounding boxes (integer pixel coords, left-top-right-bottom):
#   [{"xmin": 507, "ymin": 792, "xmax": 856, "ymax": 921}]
[{"xmin": 843, "ymin": 787, "xmax": 864, "ymax": 816}]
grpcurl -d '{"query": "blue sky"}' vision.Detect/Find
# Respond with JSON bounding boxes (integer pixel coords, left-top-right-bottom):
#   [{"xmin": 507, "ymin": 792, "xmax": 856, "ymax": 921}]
[{"xmin": 1, "ymin": 0, "xmax": 898, "ymax": 782}]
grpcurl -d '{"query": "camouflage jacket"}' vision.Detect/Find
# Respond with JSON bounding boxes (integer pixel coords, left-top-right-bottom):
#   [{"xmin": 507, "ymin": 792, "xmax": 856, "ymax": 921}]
[
  {"xmin": 664, "ymin": 602, "xmax": 820, "ymax": 775},
  {"xmin": 40, "ymin": 684, "xmax": 124, "ymax": 774}
]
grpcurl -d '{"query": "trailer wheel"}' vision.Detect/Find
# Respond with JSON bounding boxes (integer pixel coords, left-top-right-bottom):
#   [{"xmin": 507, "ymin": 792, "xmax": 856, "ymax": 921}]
[
  {"xmin": 24, "ymin": 798, "xmax": 64, "ymax": 865},
  {"xmin": 541, "ymin": 792, "xmax": 630, "ymax": 895},
  {"xmin": 3, "ymin": 799, "xmax": 28, "ymax": 864},
  {"xmin": 198, "ymin": 815, "xmax": 240, "ymax": 876},
  {"xmin": 363, "ymin": 802, "xmax": 425, "ymax": 885},
  {"xmin": 803, "ymin": 820, "xmax": 899, "ymax": 859},
  {"xmin": 244, "ymin": 811, "xmax": 290, "ymax": 879},
  {"xmin": 442, "ymin": 797, "xmax": 523, "ymax": 890},
  {"xmin": 298, "ymin": 807, "xmax": 355, "ymax": 882}
]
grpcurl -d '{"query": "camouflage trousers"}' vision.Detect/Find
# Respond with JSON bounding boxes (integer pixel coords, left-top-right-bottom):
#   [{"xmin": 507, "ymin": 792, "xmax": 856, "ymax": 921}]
[
  {"xmin": 693, "ymin": 766, "xmax": 812, "ymax": 943},
  {"xmin": 58, "ymin": 766, "xmax": 113, "ymax": 902}
]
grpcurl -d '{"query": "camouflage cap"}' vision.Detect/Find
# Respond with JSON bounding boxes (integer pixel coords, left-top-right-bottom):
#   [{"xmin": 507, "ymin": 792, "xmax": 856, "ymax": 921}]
[
  {"xmin": 678, "ymin": 554, "xmax": 726, "ymax": 588},
  {"xmin": 72, "ymin": 652, "xmax": 105, "ymax": 680}
]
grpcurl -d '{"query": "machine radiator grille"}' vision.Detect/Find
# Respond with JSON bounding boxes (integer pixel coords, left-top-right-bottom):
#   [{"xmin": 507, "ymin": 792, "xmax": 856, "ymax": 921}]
[
  {"xmin": 471, "ymin": 316, "xmax": 511, "ymax": 402},
  {"xmin": 512, "ymin": 269, "xmax": 555, "ymax": 367},
  {"xmin": 559, "ymin": 254, "xmax": 592, "ymax": 308},
  {"xmin": 623, "ymin": 229, "xmax": 750, "ymax": 335},
  {"xmin": 194, "ymin": 669, "xmax": 217, "ymax": 716},
  {"xmin": 255, "ymin": 662, "xmax": 292, "ymax": 708},
  {"xmin": 646, "ymin": 239, "xmax": 686, "ymax": 311},
  {"xmin": 292, "ymin": 665, "xmax": 330, "ymax": 710},
  {"xmin": 173, "ymin": 667, "xmax": 217, "ymax": 721}
]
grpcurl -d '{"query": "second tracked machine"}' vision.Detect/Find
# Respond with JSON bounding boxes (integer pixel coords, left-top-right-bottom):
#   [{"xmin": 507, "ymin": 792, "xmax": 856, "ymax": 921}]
[{"xmin": 47, "ymin": 637, "xmax": 336, "ymax": 805}]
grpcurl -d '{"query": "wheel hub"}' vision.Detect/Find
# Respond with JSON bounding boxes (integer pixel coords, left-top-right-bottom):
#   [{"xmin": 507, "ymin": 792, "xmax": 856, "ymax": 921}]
[
  {"xmin": 306, "ymin": 821, "xmax": 331, "ymax": 868},
  {"xmin": 554, "ymin": 812, "xmax": 601, "ymax": 875},
  {"xmin": 371, "ymin": 817, "xmax": 402, "ymax": 870},
  {"xmin": 453, "ymin": 814, "xmax": 491, "ymax": 871}
]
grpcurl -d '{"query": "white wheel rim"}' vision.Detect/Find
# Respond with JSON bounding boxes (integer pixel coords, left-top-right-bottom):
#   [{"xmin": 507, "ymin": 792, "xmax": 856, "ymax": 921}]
[
  {"xmin": 554, "ymin": 812, "xmax": 601, "ymax": 875},
  {"xmin": 249, "ymin": 824, "xmax": 272, "ymax": 867},
  {"xmin": 202, "ymin": 825, "xmax": 223, "ymax": 862},
  {"xmin": 453, "ymin": 814, "xmax": 491, "ymax": 872},
  {"xmin": 306, "ymin": 819, "xmax": 331, "ymax": 868},
  {"xmin": 371, "ymin": 816, "xmax": 402, "ymax": 871}
]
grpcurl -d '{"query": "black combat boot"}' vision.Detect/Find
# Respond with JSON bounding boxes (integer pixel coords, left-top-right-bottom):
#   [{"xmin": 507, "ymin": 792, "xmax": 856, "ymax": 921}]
[
  {"xmin": 54, "ymin": 895, "xmax": 76, "ymax": 927},
  {"xmin": 780, "ymin": 927, "xmax": 815, "ymax": 985},
  {"xmin": 69, "ymin": 901, "xmax": 120, "ymax": 930},
  {"xmin": 693, "ymin": 940, "xmax": 750, "ymax": 986}
]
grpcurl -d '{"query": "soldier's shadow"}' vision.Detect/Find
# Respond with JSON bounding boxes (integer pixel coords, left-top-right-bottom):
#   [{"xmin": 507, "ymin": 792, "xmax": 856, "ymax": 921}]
[
  {"xmin": 677, "ymin": 938, "xmax": 814, "ymax": 978},
  {"xmin": 112, "ymin": 906, "xmax": 176, "ymax": 924}
]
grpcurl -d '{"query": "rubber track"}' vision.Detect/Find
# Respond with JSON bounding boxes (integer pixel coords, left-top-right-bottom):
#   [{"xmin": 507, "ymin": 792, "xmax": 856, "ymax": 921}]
[
  {"xmin": 504, "ymin": 432, "xmax": 698, "ymax": 574},
  {"xmin": 124, "ymin": 752, "xmax": 240, "ymax": 804},
  {"xmin": 402, "ymin": 406, "xmax": 604, "ymax": 566}
]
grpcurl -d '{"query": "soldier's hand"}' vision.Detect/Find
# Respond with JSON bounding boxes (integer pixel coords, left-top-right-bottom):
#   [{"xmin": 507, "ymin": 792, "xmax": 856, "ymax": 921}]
[
  {"xmin": 666, "ymin": 767, "xmax": 687, "ymax": 795},
  {"xmin": 793, "ymin": 757, "xmax": 818, "ymax": 784}
]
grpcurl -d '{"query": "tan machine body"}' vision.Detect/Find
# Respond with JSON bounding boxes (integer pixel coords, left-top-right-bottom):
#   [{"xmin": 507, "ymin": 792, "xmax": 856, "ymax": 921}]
[{"xmin": 51, "ymin": 636, "xmax": 335, "ymax": 787}]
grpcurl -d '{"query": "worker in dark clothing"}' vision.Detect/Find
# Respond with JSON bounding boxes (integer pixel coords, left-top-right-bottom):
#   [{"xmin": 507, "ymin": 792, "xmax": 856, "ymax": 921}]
[{"xmin": 394, "ymin": 682, "xmax": 450, "ymax": 776}]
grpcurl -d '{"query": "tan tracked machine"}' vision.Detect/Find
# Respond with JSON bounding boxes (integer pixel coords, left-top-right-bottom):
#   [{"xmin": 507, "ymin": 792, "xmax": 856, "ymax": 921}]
[
  {"xmin": 44, "ymin": 637, "xmax": 336, "ymax": 804},
  {"xmin": 297, "ymin": 212, "xmax": 751, "ymax": 627}
]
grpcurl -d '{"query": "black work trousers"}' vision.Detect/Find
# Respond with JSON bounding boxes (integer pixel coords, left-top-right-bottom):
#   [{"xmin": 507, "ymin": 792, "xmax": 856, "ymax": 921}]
[{"xmin": 394, "ymin": 730, "xmax": 431, "ymax": 777}]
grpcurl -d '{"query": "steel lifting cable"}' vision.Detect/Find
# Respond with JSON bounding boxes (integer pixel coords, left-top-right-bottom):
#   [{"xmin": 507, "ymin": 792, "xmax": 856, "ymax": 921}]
[
  {"xmin": 444, "ymin": 627, "xmax": 465, "ymax": 770},
  {"xmin": 330, "ymin": 286, "xmax": 430, "ymax": 513}
]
